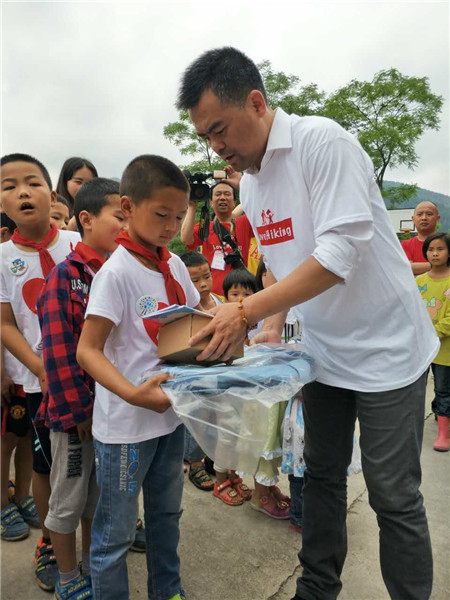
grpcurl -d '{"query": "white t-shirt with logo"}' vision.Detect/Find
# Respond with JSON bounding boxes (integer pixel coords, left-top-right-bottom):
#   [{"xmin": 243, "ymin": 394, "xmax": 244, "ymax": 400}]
[
  {"xmin": 0, "ymin": 230, "xmax": 81, "ymax": 392},
  {"xmin": 85, "ymin": 245, "xmax": 200, "ymax": 444},
  {"xmin": 241, "ymin": 109, "xmax": 438, "ymax": 392}
]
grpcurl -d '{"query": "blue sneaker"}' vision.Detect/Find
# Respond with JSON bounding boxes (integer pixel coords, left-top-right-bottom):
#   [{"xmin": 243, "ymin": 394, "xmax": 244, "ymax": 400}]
[
  {"xmin": 15, "ymin": 495, "xmax": 40, "ymax": 527},
  {"xmin": 54, "ymin": 575, "xmax": 93, "ymax": 599},
  {"xmin": 130, "ymin": 517, "xmax": 146, "ymax": 552},
  {"xmin": 35, "ymin": 536, "xmax": 59, "ymax": 591},
  {"xmin": 1, "ymin": 503, "xmax": 29, "ymax": 541}
]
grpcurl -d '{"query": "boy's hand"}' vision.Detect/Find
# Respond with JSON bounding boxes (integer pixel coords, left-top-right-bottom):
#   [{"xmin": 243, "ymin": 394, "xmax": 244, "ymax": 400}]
[
  {"xmin": 35, "ymin": 363, "xmax": 48, "ymax": 395},
  {"xmin": 76, "ymin": 418, "xmax": 93, "ymax": 443},
  {"xmin": 129, "ymin": 373, "xmax": 172, "ymax": 412},
  {"xmin": 249, "ymin": 329, "xmax": 281, "ymax": 345},
  {"xmin": 1, "ymin": 373, "xmax": 15, "ymax": 407}
]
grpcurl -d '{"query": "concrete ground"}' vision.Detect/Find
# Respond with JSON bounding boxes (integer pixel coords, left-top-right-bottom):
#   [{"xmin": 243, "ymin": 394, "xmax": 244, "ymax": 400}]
[{"xmin": 1, "ymin": 381, "xmax": 449, "ymax": 600}]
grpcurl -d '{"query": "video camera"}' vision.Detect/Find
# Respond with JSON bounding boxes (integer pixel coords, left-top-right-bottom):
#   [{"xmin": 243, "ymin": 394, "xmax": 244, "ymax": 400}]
[{"xmin": 182, "ymin": 170, "xmax": 227, "ymax": 242}]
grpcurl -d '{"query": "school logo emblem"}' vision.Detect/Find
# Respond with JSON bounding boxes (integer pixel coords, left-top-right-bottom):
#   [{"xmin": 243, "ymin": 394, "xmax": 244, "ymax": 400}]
[
  {"xmin": 256, "ymin": 209, "xmax": 294, "ymax": 246},
  {"xmin": 9, "ymin": 257, "xmax": 28, "ymax": 276},
  {"xmin": 10, "ymin": 404, "xmax": 26, "ymax": 420},
  {"xmin": 135, "ymin": 295, "xmax": 158, "ymax": 318}
]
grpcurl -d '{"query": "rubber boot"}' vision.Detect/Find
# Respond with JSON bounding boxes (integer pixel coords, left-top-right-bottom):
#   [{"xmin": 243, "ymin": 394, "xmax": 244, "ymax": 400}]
[{"xmin": 433, "ymin": 416, "xmax": 450, "ymax": 452}]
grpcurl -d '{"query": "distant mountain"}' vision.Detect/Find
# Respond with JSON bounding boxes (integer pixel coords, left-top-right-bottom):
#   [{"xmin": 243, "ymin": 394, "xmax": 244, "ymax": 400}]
[{"xmin": 383, "ymin": 181, "xmax": 449, "ymax": 232}]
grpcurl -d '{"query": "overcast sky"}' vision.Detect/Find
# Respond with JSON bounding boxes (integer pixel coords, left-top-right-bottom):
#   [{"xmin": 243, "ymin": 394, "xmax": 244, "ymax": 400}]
[{"xmin": 2, "ymin": 0, "xmax": 449, "ymax": 195}]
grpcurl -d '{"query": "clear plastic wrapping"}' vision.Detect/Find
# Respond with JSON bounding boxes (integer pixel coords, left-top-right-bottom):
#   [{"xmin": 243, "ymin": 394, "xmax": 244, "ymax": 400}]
[{"xmin": 142, "ymin": 344, "xmax": 316, "ymax": 473}]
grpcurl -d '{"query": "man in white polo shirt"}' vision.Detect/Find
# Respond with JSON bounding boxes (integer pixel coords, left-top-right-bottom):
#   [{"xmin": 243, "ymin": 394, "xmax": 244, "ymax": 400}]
[{"xmin": 177, "ymin": 48, "xmax": 438, "ymax": 600}]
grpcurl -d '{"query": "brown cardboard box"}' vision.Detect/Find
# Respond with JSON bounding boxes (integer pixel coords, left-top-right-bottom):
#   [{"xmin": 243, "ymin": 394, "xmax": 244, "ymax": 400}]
[{"xmin": 157, "ymin": 313, "xmax": 244, "ymax": 366}]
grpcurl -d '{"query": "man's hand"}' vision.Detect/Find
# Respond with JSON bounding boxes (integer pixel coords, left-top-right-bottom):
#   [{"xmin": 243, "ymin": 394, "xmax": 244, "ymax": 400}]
[
  {"xmin": 223, "ymin": 166, "xmax": 242, "ymax": 190},
  {"xmin": 77, "ymin": 418, "xmax": 93, "ymax": 443},
  {"xmin": 249, "ymin": 329, "xmax": 282, "ymax": 345},
  {"xmin": 1, "ymin": 373, "xmax": 15, "ymax": 407},
  {"xmin": 189, "ymin": 302, "xmax": 248, "ymax": 362},
  {"xmin": 128, "ymin": 373, "xmax": 172, "ymax": 412}
]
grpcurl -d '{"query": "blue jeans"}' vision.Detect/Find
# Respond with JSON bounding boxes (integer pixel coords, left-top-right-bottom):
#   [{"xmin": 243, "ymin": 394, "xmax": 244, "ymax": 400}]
[
  {"xmin": 431, "ymin": 363, "xmax": 450, "ymax": 416},
  {"xmin": 184, "ymin": 428, "xmax": 205, "ymax": 463},
  {"xmin": 289, "ymin": 474, "xmax": 304, "ymax": 528},
  {"xmin": 91, "ymin": 425, "xmax": 185, "ymax": 600},
  {"xmin": 296, "ymin": 372, "xmax": 432, "ymax": 600}
]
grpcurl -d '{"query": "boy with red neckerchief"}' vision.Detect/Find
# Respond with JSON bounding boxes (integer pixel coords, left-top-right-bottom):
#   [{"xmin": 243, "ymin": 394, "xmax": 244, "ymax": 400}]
[
  {"xmin": 76, "ymin": 155, "xmax": 201, "ymax": 600},
  {"xmin": 0, "ymin": 153, "xmax": 80, "ymax": 592},
  {"xmin": 35, "ymin": 178, "xmax": 126, "ymax": 599}
]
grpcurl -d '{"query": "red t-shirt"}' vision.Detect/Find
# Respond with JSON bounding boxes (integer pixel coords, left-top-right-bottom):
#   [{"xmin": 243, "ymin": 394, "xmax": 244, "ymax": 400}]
[
  {"xmin": 187, "ymin": 215, "xmax": 254, "ymax": 296},
  {"xmin": 401, "ymin": 236, "xmax": 426, "ymax": 262}
]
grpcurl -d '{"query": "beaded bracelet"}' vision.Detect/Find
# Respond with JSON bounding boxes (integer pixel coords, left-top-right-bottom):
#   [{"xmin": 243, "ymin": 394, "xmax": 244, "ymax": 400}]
[{"xmin": 237, "ymin": 298, "xmax": 257, "ymax": 332}]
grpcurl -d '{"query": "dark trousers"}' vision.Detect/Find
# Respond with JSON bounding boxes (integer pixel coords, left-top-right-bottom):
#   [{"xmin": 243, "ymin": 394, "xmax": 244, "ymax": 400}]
[
  {"xmin": 296, "ymin": 372, "xmax": 432, "ymax": 600},
  {"xmin": 431, "ymin": 363, "xmax": 450, "ymax": 417}
]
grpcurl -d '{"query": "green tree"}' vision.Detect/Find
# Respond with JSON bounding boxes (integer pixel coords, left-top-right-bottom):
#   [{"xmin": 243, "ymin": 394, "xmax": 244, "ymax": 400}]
[{"xmin": 323, "ymin": 69, "xmax": 443, "ymax": 192}]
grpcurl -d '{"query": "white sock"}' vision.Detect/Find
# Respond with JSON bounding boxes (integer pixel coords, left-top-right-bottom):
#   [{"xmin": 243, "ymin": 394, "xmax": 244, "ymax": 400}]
[{"xmin": 59, "ymin": 567, "xmax": 81, "ymax": 586}]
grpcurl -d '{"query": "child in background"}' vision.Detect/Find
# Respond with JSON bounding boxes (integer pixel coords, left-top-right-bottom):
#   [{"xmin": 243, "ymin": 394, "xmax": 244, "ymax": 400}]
[
  {"xmin": 1, "ymin": 211, "xmax": 37, "ymax": 542},
  {"xmin": 416, "ymin": 232, "xmax": 450, "ymax": 452},
  {"xmin": 77, "ymin": 155, "xmax": 201, "ymax": 600},
  {"xmin": 0, "ymin": 153, "xmax": 80, "ymax": 591},
  {"xmin": 50, "ymin": 194, "xmax": 70, "ymax": 230},
  {"xmin": 35, "ymin": 178, "xmax": 125, "ymax": 599},
  {"xmin": 179, "ymin": 251, "xmax": 220, "ymax": 491}
]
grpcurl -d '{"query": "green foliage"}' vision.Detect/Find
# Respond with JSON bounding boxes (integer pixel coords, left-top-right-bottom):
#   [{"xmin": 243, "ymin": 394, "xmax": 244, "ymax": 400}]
[
  {"xmin": 167, "ymin": 235, "xmax": 189, "ymax": 256},
  {"xmin": 381, "ymin": 182, "xmax": 419, "ymax": 209},
  {"xmin": 323, "ymin": 69, "xmax": 443, "ymax": 189}
]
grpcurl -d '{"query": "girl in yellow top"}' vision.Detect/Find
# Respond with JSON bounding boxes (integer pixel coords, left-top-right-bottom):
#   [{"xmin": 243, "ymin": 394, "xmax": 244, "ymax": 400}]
[{"xmin": 416, "ymin": 232, "xmax": 450, "ymax": 452}]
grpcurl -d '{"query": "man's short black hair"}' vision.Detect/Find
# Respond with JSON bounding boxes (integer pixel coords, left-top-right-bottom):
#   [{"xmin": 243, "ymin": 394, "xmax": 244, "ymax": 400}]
[
  {"xmin": 179, "ymin": 251, "xmax": 210, "ymax": 269},
  {"xmin": 120, "ymin": 155, "xmax": 189, "ymax": 204},
  {"xmin": 0, "ymin": 211, "xmax": 16, "ymax": 234},
  {"xmin": 1, "ymin": 153, "xmax": 52, "ymax": 190},
  {"xmin": 210, "ymin": 181, "xmax": 236, "ymax": 200},
  {"xmin": 74, "ymin": 178, "xmax": 120, "ymax": 236},
  {"xmin": 223, "ymin": 268, "xmax": 257, "ymax": 299},
  {"xmin": 422, "ymin": 231, "xmax": 450, "ymax": 265},
  {"xmin": 177, "ymin": 47, "xmax": 266, "ymax": 110}
]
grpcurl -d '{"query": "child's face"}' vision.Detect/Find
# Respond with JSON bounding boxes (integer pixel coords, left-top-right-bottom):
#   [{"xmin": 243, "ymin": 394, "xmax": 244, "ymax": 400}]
[
  {"xmin": 66, "ymin": 166, "xmax": 95, "ymax": 201},
  {"xmin": 1, "ymin": 161, "xmax": 55, "ymax": 227},
  {"xmin": 188, "ymin": 263, "xmax": 213, "ymax": 300},
  {"xmin": 123, "ymin": 187, "xmax": 189, "ymax": 252},
  {"xmin": 50, "ymin": 201, "xmax": 70, "ymax": 230},
  {"xmin": 426, "ymin": 238, "xmax": 449, "ymax": 268},
  {"xmin": 88, "ymin": 194, "xmax": 126, "ymax": 254},
  {"xmin": 226, "ymin": 283, "xmax": 254, "ymax": 302}
]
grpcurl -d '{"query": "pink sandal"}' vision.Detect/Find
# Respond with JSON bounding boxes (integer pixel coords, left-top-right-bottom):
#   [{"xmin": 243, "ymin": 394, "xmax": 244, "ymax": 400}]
[
  {"xmin": 270, "ymin": 486, "xmax": 291, "ymax": 506},
  {"xmin": 250, "ymin": 495, "xmax": 290, "ymax": 519}
]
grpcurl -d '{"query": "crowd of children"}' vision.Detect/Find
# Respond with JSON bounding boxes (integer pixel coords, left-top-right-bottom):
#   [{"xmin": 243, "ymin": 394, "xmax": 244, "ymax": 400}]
[{"xmin": 1, "ymin": 150, "xmax": 448, "ymax": 600}]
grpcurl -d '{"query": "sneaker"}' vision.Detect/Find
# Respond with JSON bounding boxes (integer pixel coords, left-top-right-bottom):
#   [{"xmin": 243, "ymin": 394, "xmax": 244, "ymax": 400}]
[
  {"xmin": 1, "ymin": 503, "xmax": 29, "ymax": 541},
  {"xmin": 35, "ymin": 536, "xmax": 59, "ymax": 591},
  {"xmin": 130, "ymin": 517, "xmax": 146, "ymax": 553},
  {"xmin": 15, "ymin": 495, "xmax": 40, "ymax": 528},
  {"xmin": 54, "ymin": 575, "xmax": 93, "ymax": 599}
]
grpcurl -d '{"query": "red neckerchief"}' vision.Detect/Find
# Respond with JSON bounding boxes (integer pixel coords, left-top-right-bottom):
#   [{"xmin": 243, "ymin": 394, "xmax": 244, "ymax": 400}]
[
  {"xmin": 74, "ymin": 242, "xmax": 105, "ymax": 273},
  {"xmin": 11, "ymin": 223, "xmax": 58, "ymax": 278},
  {"xmin": 115, "ymin": 230, "xmax": 186, "ymax": 305}
]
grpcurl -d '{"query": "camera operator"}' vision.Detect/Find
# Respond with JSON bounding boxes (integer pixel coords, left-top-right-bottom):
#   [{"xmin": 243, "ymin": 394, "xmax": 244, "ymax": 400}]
[{"xmin": 180, "ymin": 180, "xmax": 256, "ymax": 297}]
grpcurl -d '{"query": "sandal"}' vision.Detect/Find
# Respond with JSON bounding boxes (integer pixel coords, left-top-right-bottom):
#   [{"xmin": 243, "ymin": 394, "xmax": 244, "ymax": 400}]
[
  {"xmin": 189, "ymin": 465, "xmax": 214, "ymax": 491},
  {"xmin": 270, "ymin": 485, "xmax": 291, "ymax": 506},
  {"xmin": 213, "ymin": 480, "xmax": 244, "ymax": 506},
  {"xmin": 250, "ymin": 495, "xmax": 290, "ymax": 519},
  {"xmin": 230, "ymin": 477, "xmax": 252, "ymax": 501}
]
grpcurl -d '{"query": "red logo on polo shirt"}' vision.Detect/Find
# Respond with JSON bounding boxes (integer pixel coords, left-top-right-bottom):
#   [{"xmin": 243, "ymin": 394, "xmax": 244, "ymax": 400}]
[{"xmin": 256, "ymin": 210, "xmax": 294, "ymax": 246}]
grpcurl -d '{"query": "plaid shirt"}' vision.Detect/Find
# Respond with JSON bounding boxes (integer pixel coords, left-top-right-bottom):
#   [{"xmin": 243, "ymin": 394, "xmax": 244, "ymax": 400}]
[{"xmin": 35, "ymin": 251, "xmax": 95, "ymax": 432}]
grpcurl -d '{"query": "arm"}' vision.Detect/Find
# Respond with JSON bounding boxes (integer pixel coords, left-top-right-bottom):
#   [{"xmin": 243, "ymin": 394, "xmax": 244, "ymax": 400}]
[
  {"xmin": 77, "ymin": 315, "xmax": 171, "ymax": 412},
  {"xmin": 411, "ymin": 262, "xmax": 431, "ymax": 276},
  {"xmin": 250, "ymin": 269, "xmax": 287, "ymax": 344},
  {"xmin": 0, "ymin": 303, "xmax": 46, "ymax": 393},
  {"xmin": 180, "ymin": 202, "xmax": 198, "ymax": 246},
  {"xmin": 1, "ymin": 344, "xmax": 15, "ymax": 407}
]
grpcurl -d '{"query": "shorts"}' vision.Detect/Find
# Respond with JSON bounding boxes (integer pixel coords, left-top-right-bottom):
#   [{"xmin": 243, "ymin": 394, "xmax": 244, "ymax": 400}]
[
  {"xmin": 45, "ymin": 430, "xmax": 99, "ymax": 534},
  {"xmin": 26, "ymin": 392, "xmax": 52, "ymax": 475},
  {"xmin": 1, "ymin": 385, "xmax": 30, "ymax": 437}
]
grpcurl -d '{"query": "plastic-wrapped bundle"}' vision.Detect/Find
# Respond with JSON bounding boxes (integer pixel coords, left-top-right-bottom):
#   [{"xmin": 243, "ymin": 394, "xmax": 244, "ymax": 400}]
[{"xmin": 141, "ymin": 344, "xmax": 316, "ymax": 473}]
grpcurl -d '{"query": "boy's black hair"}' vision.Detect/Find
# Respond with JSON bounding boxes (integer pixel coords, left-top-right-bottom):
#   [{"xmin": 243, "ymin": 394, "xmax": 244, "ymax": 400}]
[
  {"xmin": 55, "ymin": 194, "xmax": 70, "ymax": 209},
  {"xmin": 223, "ymin": 267, "xmax": 257, "ymax": 299},
  {"xmin": 0, "ymin": 211, "xmax": 16, "ymax": 234},
  {"xmin": 120, "ymin": 155, "xmax": 189, "ymax": 204},
  {"xmin": 422, "ymin": 232, "xmax": 450, "ymax": 265},
  {"xmin": 56, "ymin": 157, "xmax": 98, "ymax": 206},
  {"xmin": 210, "ymin": 181, "xmax": 236, "ymax": 200},
  {"xmin": 177, "ymin": 47, "xmax": 267, "ymax": 110},
  {"xmin": 74, "ymin": 178, "xmax": 120, "ymax": 237},
  {"xmin": 179, "ymin": 251, "xmax": 210, "ymax": 269},
  {"xmin": 255, "ymin": 259, "xmax": 267, "ymax": 292},
  {"xmin": 1, "ymin": 153, "xmax": 53, "ymax": 190}
]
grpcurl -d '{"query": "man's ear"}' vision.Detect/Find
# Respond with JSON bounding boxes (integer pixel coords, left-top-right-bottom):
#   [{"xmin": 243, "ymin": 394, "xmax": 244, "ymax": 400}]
[
  {"xmin": 50, "ymin": 190, "xmax": 57, "ymax": 207},
  {"xmin": 247, "ymin": 90, "xmax": 267, "ymax": 117},
  {"xmin": 78, "ymin": 210, "xmax": 92, "ymax": 232},
  {"xmin": 121, "ymin": 196, "xmax": 133, "ymax": 218}
]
